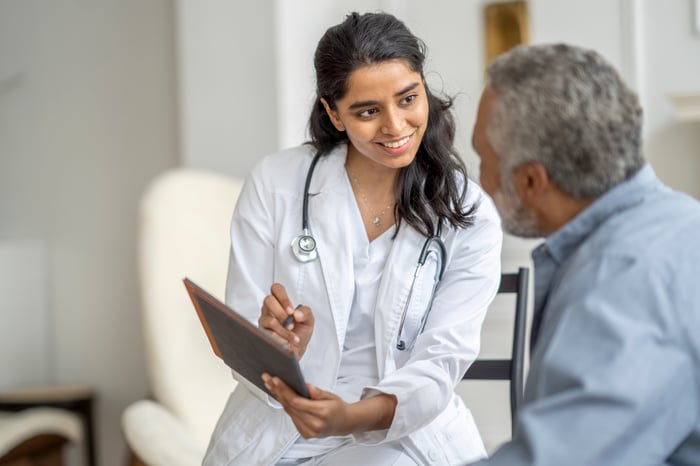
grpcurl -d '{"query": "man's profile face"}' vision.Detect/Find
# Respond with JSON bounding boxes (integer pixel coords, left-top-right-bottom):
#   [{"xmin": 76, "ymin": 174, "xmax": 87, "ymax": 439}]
[{"xmin": 472, "ymin": 87, "xmax": 541, "ymax": 238}]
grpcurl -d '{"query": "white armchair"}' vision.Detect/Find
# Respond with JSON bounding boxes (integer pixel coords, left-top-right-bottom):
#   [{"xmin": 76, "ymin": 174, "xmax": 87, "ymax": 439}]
[{"xmin": 122, "ymin": 168, "xmax": 244, "ymax": 466}]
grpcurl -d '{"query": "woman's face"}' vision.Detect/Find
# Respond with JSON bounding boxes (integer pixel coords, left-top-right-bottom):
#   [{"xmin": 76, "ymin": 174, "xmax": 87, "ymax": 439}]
[{"xmin": 322, "ymin": 59, "xmax": 429, "ymax": 170}]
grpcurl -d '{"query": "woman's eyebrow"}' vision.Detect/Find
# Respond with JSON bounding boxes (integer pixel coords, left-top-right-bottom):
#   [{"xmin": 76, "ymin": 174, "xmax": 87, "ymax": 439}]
[{"xmin": 347, "ymin": 82, "xmax": 421, "ymax": 110}]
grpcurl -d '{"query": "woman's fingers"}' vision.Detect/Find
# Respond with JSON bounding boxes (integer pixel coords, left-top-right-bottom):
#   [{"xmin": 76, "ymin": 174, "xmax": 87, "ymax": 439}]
[
  {"xmin": 262, "ymin": 375, "xmax": 349, "ymax": 439},
  {"xmin": 259, "ymin": 284, "xmax": 299, "ymax": 346},
  {"xmin": 270, "ymin": 283, "xmax": 294, "ymax": 316}
]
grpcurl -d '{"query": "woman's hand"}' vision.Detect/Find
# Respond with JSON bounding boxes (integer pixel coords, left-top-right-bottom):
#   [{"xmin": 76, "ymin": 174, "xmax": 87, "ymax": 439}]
[
  {"xmin": 261, "ymin": 374, "xmax": 397, "ymax": 439},
  {"xmin": 259, "ymin": 283, "xmax": 314, "ymax": 359}
]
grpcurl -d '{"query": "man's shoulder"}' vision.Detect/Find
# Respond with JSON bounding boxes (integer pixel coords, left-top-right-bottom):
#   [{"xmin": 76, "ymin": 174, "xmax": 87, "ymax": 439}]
[
  {"xmin": 554, "ymin": 186, "xmax": 700, "ymax": 303},
  {"xmin": 554, "ymin": 187, "xmax": 700, "ymax": 324},
  {"xmin": 587, "ymin": 186, "xmax": 700, "ymax": 258}
]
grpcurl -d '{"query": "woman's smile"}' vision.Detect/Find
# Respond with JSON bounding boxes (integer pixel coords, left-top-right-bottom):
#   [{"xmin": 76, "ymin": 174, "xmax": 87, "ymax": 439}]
[{"xmin": 377, "ymin": 134, "xmax": 413, "ymax": 154}]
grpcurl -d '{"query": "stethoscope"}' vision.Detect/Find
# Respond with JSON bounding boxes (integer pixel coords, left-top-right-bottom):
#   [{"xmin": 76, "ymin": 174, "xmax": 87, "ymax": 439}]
[
  {"xmin": 290, "ymin": 151, "xmax": 446, "ymax": 351},
  {"xmin": 290, "ymin": 151, "xmax": 323, "ymax": 263}
]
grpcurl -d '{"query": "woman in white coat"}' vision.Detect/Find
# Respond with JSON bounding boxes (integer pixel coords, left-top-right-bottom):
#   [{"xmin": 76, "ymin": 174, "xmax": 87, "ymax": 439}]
[{"xmin": 204, "ymin": 11, "xmax": 502, "ymax": 466}]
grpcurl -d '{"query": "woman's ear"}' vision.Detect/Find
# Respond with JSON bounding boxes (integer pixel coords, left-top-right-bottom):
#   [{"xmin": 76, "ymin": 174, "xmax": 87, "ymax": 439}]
[{"xmin": 320, "ymin": 98, "xmax": 345, "ymax": 132}]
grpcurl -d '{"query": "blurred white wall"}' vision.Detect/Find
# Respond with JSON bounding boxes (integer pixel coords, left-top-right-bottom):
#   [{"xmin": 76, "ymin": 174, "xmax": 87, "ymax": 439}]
[
  {"xmin": 1, "ymin": 0, "xmax": 698, "ymax": 464},
  {"xmin": 175, "ymin": 0, "xmax": 279, "ymax": 177},
  {"xmin": 0, "ymin": 1, "xmax": 178, "ymax": 465},
  {"xmin": 642, "ymin": 0, "xmax": 700, "ymax": 198}
]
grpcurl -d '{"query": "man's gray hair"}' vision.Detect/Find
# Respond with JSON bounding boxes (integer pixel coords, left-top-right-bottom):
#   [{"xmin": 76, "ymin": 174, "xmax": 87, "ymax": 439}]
[{"xmin": 486, "ymin": 43, "xmax": 644, "ymax": 199}]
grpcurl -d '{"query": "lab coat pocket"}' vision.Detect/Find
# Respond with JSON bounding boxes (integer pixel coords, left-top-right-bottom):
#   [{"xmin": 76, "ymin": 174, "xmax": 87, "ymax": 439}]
[
  {"xmin": 435, "ymin": 406, "xmax": 487, "ymax": 465},
  {"xmin": 204, "ymin": 387, "xmax": 268, "ymax": 463}
]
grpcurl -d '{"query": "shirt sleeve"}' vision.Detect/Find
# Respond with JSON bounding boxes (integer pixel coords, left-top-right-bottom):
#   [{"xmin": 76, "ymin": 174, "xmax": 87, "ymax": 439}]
[{"xmin": 472, "ymin": 253, "xmax": 698, "ymax": 465}]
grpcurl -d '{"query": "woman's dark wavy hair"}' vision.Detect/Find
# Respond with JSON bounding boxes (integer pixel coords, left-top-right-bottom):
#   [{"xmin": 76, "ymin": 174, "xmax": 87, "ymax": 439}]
[{"xmin": 307, "ymin": 11, "xmax": 475, "ymax": 237}]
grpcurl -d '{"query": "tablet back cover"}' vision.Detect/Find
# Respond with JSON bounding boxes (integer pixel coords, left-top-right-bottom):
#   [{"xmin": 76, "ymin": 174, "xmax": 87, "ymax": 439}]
[{"xmin": 183, "ymin": 278, "xmax": 309, "ymax": 398}]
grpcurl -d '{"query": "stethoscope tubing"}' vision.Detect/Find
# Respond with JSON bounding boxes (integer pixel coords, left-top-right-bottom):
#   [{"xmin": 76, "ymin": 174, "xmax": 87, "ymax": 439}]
[
  {"xmin": 417, "ymin": 231, "xmax": 446, "ymax": 280},
  {"xmin": 301, "ymin": 151, "xmax": 323, "ymax": 232},
  {"xmin": 395, "ymin": 228, "xmax": 444, "ymax": 351},
  {"xmin": 291, "ymin": 149, "xmax": 446, "ymax": 351}
]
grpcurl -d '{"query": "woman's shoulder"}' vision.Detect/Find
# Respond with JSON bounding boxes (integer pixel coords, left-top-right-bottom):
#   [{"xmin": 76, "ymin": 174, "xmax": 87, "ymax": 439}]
[
  {"xmin": 255, "ymin": 144, "xmax": 316, "ymax": 173},
  {"xmin": 247, "ymin": 144, "xmax": 316, "ymax": 189},
  {"xmin": 457, "ymin": 177, "xmax": 502, "ymax": 236},
  {"xmin": 450, "ymin": 172, "xmax": 499, "ymax": 221},
  {"xmin": 249, "ymin": 143, "xmax": 347, "ymax": 193}
]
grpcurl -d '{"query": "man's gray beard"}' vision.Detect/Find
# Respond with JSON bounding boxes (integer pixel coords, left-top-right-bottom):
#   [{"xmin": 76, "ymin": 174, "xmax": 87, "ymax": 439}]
[{"xmin": 492, "ymin": 184, "xmax": 542, "ymax": 239}]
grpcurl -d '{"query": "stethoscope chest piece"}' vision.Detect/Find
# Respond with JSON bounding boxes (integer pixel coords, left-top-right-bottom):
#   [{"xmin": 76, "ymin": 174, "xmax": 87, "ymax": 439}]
[{"xmin": 291, "ymin": 229, "xmax": 318, "ymax": 263}]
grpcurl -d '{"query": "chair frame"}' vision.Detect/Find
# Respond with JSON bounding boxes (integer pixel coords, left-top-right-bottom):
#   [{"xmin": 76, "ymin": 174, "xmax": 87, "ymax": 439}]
[
  {"xmin": 462, "ymin": 267, "xmax": 529, "ymax": 435},
  {"xmin": 0, "ymin": 434, "xmax": 70, "ymax": 465},
  {"xmin": 0, "ymin": 387, "xmax": 95, "ymax": 466}
]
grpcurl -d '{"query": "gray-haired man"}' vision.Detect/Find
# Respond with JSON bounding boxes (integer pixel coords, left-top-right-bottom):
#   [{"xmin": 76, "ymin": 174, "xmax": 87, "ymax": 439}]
[{"xmin": 470, "ymin": 43, "xmax": 700, "ymax": 465}]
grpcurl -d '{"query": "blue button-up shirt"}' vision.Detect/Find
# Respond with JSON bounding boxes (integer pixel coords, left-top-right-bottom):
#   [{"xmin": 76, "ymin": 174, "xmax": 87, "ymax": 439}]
[{"xmin": 473, "ymin": 165, "xmax": 700, "ymax": 466}]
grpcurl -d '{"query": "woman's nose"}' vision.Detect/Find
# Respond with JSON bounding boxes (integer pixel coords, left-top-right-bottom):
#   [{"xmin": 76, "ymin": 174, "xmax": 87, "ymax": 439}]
[{"xmin": 381, "ymin": 107, "xmax": 405, "ymax": 135}]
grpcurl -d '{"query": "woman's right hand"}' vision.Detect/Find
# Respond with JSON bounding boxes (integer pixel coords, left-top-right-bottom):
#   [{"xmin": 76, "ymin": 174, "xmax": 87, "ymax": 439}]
[{"xmin": 259, "ymin": 283, "xmax": 314, "ymax": 359}]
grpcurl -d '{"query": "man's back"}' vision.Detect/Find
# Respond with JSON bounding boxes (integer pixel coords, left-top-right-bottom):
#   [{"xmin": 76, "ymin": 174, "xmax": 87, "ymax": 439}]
[{"xmin": 510, "ymin": 167, "xmax": 700, "ymax": 465}]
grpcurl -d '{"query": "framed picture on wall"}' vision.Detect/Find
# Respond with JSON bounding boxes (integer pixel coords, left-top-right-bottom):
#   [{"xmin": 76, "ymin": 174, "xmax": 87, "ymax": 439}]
[{"xmin": 484, "ymin": 1, "xmax": 530, "ymax": 67}]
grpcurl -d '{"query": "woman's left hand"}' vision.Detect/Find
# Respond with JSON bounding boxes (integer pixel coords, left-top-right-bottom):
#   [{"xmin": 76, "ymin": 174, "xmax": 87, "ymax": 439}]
[{"xmin": 261, "ymin": 373, "xmax": 397, "ymax": 438}]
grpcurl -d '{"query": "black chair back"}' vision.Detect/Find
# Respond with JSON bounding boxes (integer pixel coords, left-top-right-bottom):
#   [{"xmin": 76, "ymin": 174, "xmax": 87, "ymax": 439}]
[{"xmin": 462, "ymin": 267, "xmax": 529, "ymax": 435}]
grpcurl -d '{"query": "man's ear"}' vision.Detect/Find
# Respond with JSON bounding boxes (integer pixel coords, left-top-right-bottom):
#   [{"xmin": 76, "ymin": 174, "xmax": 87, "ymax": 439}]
[
  {"xmin": 513, "ymin": 161, "xmax": 551, "ymax": 209},
  {"xmin": 320, "ymin": 98, "xmax": 345, "ymax": 132}
]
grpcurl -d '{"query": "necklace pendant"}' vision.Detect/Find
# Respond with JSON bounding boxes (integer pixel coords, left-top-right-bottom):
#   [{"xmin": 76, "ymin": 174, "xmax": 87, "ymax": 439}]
[{"xmin": 373, "ymin": 216, "xmax": 381, "ymax": 226}]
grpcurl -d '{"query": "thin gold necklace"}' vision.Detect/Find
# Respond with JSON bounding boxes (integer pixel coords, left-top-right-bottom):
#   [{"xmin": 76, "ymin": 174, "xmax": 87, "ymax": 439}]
[{"xmin": 349, "ymin": 171, "xmax": 395, "ymax": 227}]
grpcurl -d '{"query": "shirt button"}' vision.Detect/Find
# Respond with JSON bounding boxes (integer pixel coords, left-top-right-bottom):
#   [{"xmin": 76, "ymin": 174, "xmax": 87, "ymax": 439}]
[{"xmin": 428, "ymin": 450, "xmax": 438, "ymax": 461}]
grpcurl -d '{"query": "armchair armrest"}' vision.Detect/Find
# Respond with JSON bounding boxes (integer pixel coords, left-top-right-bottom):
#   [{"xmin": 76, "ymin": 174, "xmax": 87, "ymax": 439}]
[{"xmin": 121, "ymin": 400, "xmax": 206, "ymax": 466}]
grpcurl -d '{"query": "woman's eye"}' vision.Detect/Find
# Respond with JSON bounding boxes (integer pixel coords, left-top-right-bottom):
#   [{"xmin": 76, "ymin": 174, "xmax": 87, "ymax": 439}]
[
  {"xmin": 358, "ymin": 108, "xmax": 378, "ymax": 118},
  {"xmin": 402, "ymin": 94, "xmax": 416, "ymax": 105}
]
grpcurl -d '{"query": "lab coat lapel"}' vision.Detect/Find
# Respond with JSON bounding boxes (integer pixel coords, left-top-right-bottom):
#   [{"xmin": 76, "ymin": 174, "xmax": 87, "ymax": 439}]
[
  {"xmin": 306, "ymin": 146, "xmax": 356, "ymax": 350},
  {"xmin": 374, "ymin": 223, "xmax": 426, "ymax": 374}
]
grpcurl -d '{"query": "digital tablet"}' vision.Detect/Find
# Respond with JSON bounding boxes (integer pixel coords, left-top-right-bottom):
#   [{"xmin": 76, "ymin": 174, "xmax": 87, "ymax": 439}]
[{"xmin": 183, "ymin": 278, "xmax": 310, "ymax": 398}]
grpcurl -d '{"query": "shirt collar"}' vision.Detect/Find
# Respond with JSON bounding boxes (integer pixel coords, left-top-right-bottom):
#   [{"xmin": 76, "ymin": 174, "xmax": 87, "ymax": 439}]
[{"xmin": 537, "ymin": 164, "xmax": 660, "ymax": 265}]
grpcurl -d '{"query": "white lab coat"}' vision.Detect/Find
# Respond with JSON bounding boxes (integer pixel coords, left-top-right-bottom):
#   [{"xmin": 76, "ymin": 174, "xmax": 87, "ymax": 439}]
[{"xmin": 203, "ymin": 144, "xmax": 502, "ymax": 465}]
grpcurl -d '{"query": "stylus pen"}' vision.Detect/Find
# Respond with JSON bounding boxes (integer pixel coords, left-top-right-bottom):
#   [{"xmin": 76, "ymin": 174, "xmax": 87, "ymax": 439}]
[{"xmin": 283, "ymin": 304, "xmax": 303, "ymax": 328}]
